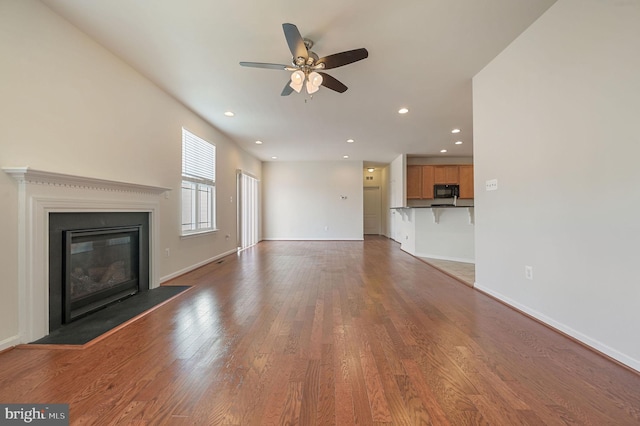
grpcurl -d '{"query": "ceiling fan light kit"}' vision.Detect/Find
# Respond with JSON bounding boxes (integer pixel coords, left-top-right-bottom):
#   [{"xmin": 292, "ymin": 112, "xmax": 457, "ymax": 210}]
[
  {"xmin": 290, "ymin": 70, "xmax": 305, "ymax": 93},
  {"xmin": 305, "ymin": 71, "xmax": 323, "ymax": 94},
  {"xmin": 240, "ymin": 23, "xmax": 368, "ymax": 96}
]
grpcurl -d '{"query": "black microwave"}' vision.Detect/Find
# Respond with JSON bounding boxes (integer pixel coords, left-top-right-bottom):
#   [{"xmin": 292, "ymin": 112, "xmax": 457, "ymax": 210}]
[{"xmin": 434, "ymin": 184, "xmax": 459, "ymax": 198}]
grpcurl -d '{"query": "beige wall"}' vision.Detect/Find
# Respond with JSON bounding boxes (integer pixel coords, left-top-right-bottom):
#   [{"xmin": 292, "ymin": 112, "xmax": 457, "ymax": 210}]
[
  {"xmin": 473, "ymin": 0, "xmax": 640, "ymax": 370},
  {"xmin": 262, "ymin": 161, "xmax": 364, "ymax": 240},
  {"xmin": 0, "ymin": 0, "xmax": 261, "ymax": 347}
]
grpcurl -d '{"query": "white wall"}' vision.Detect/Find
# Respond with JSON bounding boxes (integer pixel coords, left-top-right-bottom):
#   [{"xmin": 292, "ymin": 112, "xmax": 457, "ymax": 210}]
[
  {"xmin": 0, "ymin": 0, "xmax": 261, "ymax": 347},
  {"xmin": 262, "ymin": 161, "xmax": 363, "ymax": 240},
  {"xmin": 389, "ymin": 154, "xmax": 406, "ymax": 208},
  {"xmin": 380, "ymin": 166, "xmax": 391, "ymax": 238},
  {"xmin": 414, "ymin": 209, "xmax": 475, "ymax": 263},
  {"xmin": 473, "ymin": 0, "xmax": 640, "ymax": 370},
  {"xmin": 394, "ymin": 208, "xmax": 475, "ymax": 263},
  {"xmin": 388, "ymin": 154, "xmax": 406, "ymax": 242}
]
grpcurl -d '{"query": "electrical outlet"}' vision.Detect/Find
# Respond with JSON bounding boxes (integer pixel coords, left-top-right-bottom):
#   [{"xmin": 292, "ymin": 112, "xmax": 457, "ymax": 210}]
[
  {"xmin": 525, "ymin": 265, "xmax": 533, "ymax": 280},
  {"xmin": 486, "ymin": 179, "xmax": 498, "ymax": 191}
]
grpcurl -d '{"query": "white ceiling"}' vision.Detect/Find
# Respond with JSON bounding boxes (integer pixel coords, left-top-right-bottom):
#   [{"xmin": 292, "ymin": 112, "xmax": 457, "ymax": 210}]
[{"xmin": 40, "ymin": 0, "xmax": 556, "ymax": 166}]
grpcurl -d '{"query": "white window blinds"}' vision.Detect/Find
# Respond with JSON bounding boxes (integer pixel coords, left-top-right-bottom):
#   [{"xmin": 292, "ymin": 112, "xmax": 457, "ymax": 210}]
[{"xmin": 182, "ymin": 128, "xmax": 215, "ymax": 184}]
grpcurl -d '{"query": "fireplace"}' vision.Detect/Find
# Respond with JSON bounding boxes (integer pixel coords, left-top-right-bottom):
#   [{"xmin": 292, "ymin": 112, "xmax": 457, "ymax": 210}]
[
  {"xmin": 64, "ymin": 226, "xmax": 141, "ymax": 322},
  {"xmin": 49, "ymin": 212, "xmax": 150, "ymax": 332},
  {"xmin": 3, "ymin": 167, "xmax": 169, "ymax": 345}
]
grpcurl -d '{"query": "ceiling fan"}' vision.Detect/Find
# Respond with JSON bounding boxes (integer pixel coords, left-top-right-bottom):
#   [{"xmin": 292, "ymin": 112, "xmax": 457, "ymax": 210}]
[{"xmin": 240, "ymin": 23, "xmax": 368, "ymax": 96}]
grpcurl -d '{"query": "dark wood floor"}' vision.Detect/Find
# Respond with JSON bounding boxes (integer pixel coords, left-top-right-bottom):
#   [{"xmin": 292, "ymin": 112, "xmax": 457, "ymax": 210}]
[{"xmin": 1, "ymin": 237, "xmax": 639, "ymax": 425}]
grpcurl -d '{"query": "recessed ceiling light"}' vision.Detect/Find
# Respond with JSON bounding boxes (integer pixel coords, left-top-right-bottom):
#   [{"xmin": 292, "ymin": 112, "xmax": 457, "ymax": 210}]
[
  {"xmin": 255, "ymin": 140, "xmax": 263, "ymax": 144},
  {"xmin": 451, "ymin": 128, "xmax": 461, "ymax": 134},
  {"xmin": 398, "ymin": 107, "xmax": 409, "ymax": 114},
  {"xmin": 224, "ymin": 111, "xmax": 235, "ymax": 117},
  {"xmin": 347, "ymin": 139, "xmax": 355, "ymax": 143},
  {"xmin": 343, "ymin": 155, "xmax": 349, "ymax": 159},
  {"xmin": 440, "ymin": 149, "xmax": 447, "ymax": 153},
  {"xmin": 455, "ymin": 141, "xmax": 463, "ymax": 145},
  {"xmin": 271, "ymin": 156, "xmax": 277, "ymax": 159}
]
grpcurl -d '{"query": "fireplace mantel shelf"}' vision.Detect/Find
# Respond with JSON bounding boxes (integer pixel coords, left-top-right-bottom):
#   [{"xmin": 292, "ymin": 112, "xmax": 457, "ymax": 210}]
[{"xmin": 3, "ymin": 167, "xmax": 171, "ymax": 195}]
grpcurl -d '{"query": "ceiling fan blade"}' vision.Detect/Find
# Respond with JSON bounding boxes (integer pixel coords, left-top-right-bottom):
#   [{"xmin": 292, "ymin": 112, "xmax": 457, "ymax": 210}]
[
  {"xmin": 318, "ymin": 72, "xmax": 348, "ymax": 93},
  {"xmin": 317, "ymin": 48, "xmax": 369, "ymax": 70},
  {"xmin": 281, "ymin": 81, "xmax": 294, "ymax": 96},
  {"xmin": 240, "ymin": 62, "xmax": 289, "ymax": 70},
  {"xmin": 282, "ymin": 23, "xmax": 308, "ymax": 60}
]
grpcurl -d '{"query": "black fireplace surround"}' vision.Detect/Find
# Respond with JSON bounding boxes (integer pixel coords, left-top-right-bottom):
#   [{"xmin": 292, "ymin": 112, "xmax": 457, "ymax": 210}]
[{"xmin": 49, "ymin": 212, "xmax": 150, "ymax": 332}]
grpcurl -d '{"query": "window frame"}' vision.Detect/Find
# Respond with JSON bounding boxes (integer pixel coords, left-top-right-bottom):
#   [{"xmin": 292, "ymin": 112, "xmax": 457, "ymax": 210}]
[{"xmin": 181, "ymin": 128, "xmax": 217, "ymax": 236}]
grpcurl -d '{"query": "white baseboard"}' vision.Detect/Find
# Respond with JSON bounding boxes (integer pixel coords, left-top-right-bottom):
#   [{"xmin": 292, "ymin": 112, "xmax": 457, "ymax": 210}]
[
  {"xmin": 159, "ymin": 249, "xmax": 237, "ymax": 283},
  {"xmin": 0, "ymin": 334, "xmax": 21, "ymax": 351},
  {"xmin": 475, "ymin": 282, "xmax": 640, "ymax": 373},
  {"xmin": 415, "ymin": 252, "xmax": 475, "ymax": 264},
  {"xmin": 262, "ymin": 237, "xmax": 364, "ymax": 241}
]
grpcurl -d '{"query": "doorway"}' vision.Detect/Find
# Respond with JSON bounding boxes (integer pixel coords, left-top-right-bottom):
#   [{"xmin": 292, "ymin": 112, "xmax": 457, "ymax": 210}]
[
  {"xmin": 238, "ymin": 171, "xmax": 259, "ymax": 250},
  {"xmin": 363, "ymin": 186, "xmax": 381, "ymax": 235}
]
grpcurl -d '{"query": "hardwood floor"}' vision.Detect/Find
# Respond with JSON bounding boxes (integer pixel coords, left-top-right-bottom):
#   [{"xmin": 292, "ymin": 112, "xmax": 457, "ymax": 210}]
[{"xmin": 1, "ymin": 236, "xmax": 639, "ymax": 425}]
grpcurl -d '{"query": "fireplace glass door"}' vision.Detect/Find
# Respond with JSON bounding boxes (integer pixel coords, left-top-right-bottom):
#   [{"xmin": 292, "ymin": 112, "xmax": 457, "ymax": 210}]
[{"xmin": 64, "ymin": 226, "xmax": 141, "ymax": 322}]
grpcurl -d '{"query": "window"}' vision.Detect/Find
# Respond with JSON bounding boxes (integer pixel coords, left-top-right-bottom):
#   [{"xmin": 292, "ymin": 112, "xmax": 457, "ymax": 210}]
[{"xmin": 181, "ymin": 128, "xmax": 216, "ymax": 235}]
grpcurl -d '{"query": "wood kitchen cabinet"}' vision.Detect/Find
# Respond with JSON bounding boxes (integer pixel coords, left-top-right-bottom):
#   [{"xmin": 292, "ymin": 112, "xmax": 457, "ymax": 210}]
[
  {"xmin": 406, "ymin": 163, "xmax": 474, "ymax": 200},
  {"xmin": 458, "ymin": 165, "xmax": 474, "ymax": 199},
  {"xmin": 433, "ymin": 165, "xmax": 459, "ymax": 184},
  {"xmin": 406, "ymin": 165, "xmax": 422, "ymax": 199},
  {"xmin": 421, "ymin": 165, "xmax": 435, "ymax": 199}
]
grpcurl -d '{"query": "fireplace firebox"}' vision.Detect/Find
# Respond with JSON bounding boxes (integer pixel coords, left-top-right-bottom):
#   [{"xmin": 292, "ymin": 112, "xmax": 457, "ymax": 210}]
[
  {"xmin": 49, "ymin": 212, "xmax": 150, "ymax": 332},
  {"xmin": 64, "ymin": 226, "xmax": 141, "ymax": 322}
]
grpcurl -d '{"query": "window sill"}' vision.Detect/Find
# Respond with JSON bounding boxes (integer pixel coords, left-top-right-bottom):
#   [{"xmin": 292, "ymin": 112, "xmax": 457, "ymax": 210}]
[{"xmin": 180, "ymin": 229, "xmax": 219, "ymax": 239}]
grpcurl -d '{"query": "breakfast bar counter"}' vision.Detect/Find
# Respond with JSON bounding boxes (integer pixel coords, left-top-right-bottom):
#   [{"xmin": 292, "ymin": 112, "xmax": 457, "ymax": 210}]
[{"xmin": 391, "ymin": 206, "xmax": 475, "ymax": 264}]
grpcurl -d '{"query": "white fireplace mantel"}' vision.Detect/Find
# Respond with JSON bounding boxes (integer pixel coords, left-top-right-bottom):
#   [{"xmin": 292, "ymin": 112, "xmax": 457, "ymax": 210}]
[
  {"xmin": 3, "ymin": 167, "xmax": 171, "ymax": 195},
  {"xmin": 4, "ymin": 166, "xmax": 170, "ymax": 345}
]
